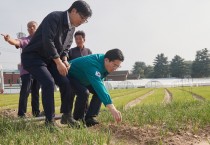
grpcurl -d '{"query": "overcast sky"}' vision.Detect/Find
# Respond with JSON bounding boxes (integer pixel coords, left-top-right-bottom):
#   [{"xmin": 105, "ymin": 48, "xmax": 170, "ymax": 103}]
[{"xmin": 1, "ymin": 0, "xmax": 210, "ymax": 70}]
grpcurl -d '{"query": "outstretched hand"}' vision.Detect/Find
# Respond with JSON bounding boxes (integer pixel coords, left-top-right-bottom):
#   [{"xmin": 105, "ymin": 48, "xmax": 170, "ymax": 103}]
[
  {"xmin": 1, "ymin": 34, "xmax": 10, "ymax": 42},
  {"xmin": 107, "ymin": 104, "xmax": 122, "ymax": 123}
]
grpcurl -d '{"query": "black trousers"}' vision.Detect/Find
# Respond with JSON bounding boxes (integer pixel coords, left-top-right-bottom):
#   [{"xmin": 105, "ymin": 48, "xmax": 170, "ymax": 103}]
[
  {"xmin": 18, "ymin": 74, "xmax": 40, "ymax": 117},
  {"xmin": 69, "ymin": 77, "xmax": 89, "ymax": 120},
  {"xmin": 25, "ymin": 62, "xmax": 71, "ymax": 122},
  {"xmin": 68, "ymin": 77, "xmax": 102, "ymax": 120}
]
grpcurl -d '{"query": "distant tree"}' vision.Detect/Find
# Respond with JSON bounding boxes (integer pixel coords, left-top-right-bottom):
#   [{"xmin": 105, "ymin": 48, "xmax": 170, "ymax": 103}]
[
  {"xmin": 184, "ymin": 61, "xmax": 193, "ymax": 78},
  {"xmin": 144, "ymin": 65, "xmax": 154, "ymax": 78},
  {"xmin": 153, "ymin": 53, "xmax": 169, "ymax": 78},
  {"xmin": 170, "ymin": 55, "xmax": 186, "ymax": 78},
  {"xmin": 192, "ymin": 48, "xmax": 210, "ymax": 78},
  {"xmin": 132, "ymin": 61, "xmax": 146, "ymax": 78}
]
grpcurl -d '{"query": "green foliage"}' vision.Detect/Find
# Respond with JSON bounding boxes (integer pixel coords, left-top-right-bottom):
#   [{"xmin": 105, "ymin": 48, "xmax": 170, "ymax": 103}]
[
  {"xmin": 144, "ymin": 65, "xmax": 154, "ymax": 78},
  {"xmin": 168, "ymin": 88, "xmax": 195, "ymax": 102},
  {"xmin": 0, "ymin": 117, "xmax": 110, "ymax": 145},
  {"xmin": 170, "ymin": 55, "xmax": 186, "ymax": 78},
  {"xmin": 132, "ymin": 61, "xmax": 146, "ymax": 78},
  {"xmin": 192, "ymin": 48, "xmax": 210, "ymax": 77},
  {"xmin": 111, "ymin": 88, "xmax": 152, "ymax": 108},
  {"xmin": 1, "ymin": 87, "xmax": 210, "ymax": 144},
  {"xmin": 137, "ymin": 88, "xmax": 164, "ymax": 105},
  {"xmin": 181, "ymin": 86, "xmax": 210, "ymax": 100},
  {"xmin": 153, "ymin": 53, "xmax": 169, "ymax": 78},
  {"xmin": 122, "ymin": 101, "xmax": 210, "ymax": 132}
]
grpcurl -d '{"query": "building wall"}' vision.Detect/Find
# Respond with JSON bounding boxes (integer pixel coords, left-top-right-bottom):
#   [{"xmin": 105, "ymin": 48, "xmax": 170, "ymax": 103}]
[{"xmin": 3, "ymin": 73, "xmax": 20, "ymax": 85}]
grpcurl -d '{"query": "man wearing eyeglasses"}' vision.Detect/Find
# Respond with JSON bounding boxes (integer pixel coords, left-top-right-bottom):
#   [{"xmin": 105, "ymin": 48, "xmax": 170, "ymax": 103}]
[
  {"xmin": 67, "ymin": 49, "xmax": 123, "ymax": 127},
  {"xmin": 21, "ymin": 0, "xmax": 92, "ymax": 127}
]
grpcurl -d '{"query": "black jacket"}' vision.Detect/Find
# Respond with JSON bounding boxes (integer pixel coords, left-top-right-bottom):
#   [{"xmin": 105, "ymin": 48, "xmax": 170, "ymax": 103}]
[
  {"xmin": 21, "ymin": 11, "xmax": 73, "ymax": 67},
  {"xmin": 68, "ymin": 47, "xmax": 92, "ymax": 61}
]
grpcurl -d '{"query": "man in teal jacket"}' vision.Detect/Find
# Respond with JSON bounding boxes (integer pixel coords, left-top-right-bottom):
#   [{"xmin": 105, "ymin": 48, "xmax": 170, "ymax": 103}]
[{"xmin": 67, "ymin": 48, "xmax": 124, "ymax": 126}]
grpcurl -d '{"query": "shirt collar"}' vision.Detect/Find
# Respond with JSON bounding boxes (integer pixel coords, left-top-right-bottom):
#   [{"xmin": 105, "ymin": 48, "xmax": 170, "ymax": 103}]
[
  {"xmin": 67, "ymin": 11, "xmax": 75, "ymax": 29},
  {"xmin": 76, "ymin": 46, "xmax": 85, "ymax": 50}
]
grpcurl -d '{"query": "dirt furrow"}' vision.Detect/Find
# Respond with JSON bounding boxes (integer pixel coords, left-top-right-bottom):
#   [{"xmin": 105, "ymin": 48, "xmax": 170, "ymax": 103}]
[
  {"xmin": 179, "ymin": 89, "xmax": 205, "ymax": 101},
  {"xmin": 163, "ymin": 89, "xmax": 173, "ymax": 104},
  {"xmin": 124, "ymin": 90, "xmax": 154, "ymax": 110}
]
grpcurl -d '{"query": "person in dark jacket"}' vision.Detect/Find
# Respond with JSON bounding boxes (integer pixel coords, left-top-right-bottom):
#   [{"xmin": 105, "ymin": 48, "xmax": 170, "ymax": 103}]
[
  {"xmin": 68, "ymin": 30, "xmax": 93, "ymax": 122},
  {"xmin": 21, "ymin": 0, "xmax": 92, "ymax": 127}
]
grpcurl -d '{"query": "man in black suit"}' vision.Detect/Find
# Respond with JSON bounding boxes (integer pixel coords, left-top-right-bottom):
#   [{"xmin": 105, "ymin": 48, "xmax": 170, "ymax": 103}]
[{"xmin": 21, "ymin": 0, "xmax": 92, "ymax": 127}]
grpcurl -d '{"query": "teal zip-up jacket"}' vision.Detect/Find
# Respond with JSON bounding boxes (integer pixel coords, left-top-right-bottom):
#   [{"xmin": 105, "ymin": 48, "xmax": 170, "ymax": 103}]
[{"xmin": 68, "ymin": 54, "xmax": 112, "ymax": 106}]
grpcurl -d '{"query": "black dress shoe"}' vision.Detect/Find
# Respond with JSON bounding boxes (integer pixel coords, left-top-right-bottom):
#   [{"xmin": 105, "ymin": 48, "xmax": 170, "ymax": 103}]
[
  {"xmin": 85, "ymin": 117, "xmax": 99, "ymax": 127},
  {"xmin": 60, "ymin": 114, "xmax": 80, "ymax": 128},
  {"xmin": 45, "ymin": 120, "xmax": 60, "ymax": 132}
]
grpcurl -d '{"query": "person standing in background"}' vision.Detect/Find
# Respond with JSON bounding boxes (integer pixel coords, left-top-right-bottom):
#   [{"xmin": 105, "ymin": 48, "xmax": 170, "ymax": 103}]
[
  {"xmin": 68, "ymin": 30, "xmax": 93, "ymax": 122},
  {"xmin": 1, "ymin": 21, "xmax": 41, "ymax": 117}
]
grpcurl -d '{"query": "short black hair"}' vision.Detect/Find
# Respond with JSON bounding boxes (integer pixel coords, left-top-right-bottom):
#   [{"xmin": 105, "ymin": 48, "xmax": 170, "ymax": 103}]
[
  {"xmin": 68, "ymin": 0, "xmax": 92, "ymax": 18},
  {"xmin": 74, "ymin": 30, "xmax": 85, "ymax": 38},
  {"xmin": 105, "ymin": 49, "xmax": 124, "ymax": 62}
]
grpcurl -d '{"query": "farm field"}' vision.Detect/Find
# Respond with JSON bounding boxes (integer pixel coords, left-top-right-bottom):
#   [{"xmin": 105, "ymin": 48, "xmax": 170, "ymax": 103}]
[{"xmin": 1, "ymin": 87, "xmax": 210, "ymax": 144}]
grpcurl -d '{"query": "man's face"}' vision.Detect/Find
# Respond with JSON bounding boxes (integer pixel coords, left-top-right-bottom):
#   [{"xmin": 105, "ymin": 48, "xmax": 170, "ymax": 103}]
[
  {"xmin": 104, "ymin": 58, "xmax": 122, "ymax": 73},
  {"xmin": 27, "ymin": 22, "xmax": 37, "ymax": 36},
  {"xmin": 75, "ymin": 35, "xmax": 85, "ymax": 48},
  {"xmin": 70, "ymin": 8, "xmax": 88, "ymax": 27}
]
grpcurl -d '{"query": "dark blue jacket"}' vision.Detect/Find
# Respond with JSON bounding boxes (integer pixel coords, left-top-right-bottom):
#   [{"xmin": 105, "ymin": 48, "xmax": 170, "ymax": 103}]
[{"xmin": 21, "ymin": 11, "xmax": 73, "ymax": 67}]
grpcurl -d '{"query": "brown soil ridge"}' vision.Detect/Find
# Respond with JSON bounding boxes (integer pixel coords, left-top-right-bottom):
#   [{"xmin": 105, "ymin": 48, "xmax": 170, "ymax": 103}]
[
  {"xmin": 100, "ymin": 124, "xmax": 210, "ymax": 145},
  {"xmin": 163, "ymin": 88, "xmax": 173, "ymax": 104},
  {"xmin": 124, "ymin": 90, "xmax": 154, "ymax": 110}
]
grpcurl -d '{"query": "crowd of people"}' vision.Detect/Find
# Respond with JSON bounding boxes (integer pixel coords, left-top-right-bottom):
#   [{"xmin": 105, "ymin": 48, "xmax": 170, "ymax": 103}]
[{"xmin": 1, "ymin": 0, "xmax": 124, "ymax": 128}]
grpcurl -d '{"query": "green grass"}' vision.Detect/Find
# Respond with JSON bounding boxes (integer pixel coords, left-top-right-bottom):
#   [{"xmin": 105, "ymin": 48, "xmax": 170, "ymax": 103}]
[
  {"xmin": 108, "ymin": 88, "xmax": 146, "ymax": 99},
  {"xmin": 112, "ymin": 88, "xmax": 153, "ymax": 108},
  {"xmin": 1, "ymin": 87, "xmax": 210, "ymax": 144},
  {"xmin": 167, "ymin": 88, "xmax": 196, "ymax": 102},
  {"xmin": 0, "ymin": 117, "xmax": 112, "ymax": 145},
  {"xmin": 99, "ymin": 100, "xmax": 210, "ymax": 133},
  {"xmin": 137, "ymin": 88, "xmax": 164, "ymax": 106},
  {"xmin": 180, "ymin": 86, "xmax": 210, "ymax": 100}
]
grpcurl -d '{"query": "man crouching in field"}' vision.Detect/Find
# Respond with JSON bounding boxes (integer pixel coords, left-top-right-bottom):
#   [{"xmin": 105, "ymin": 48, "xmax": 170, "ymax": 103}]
[{"xmin": 67, "ymin": 49, "xmax": 123, "ymax": 127}]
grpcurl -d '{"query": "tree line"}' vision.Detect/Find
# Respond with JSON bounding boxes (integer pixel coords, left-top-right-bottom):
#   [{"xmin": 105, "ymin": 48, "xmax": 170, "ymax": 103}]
[{"xmin": 132, "ymin": 48, "xmax": 210, "ymax": 78}]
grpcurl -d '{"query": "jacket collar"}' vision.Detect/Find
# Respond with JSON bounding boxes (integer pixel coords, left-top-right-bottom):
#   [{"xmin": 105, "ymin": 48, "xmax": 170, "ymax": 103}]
[{"xmin": 64, "ymin": 11, "xmax": 75, "ymax": 29}]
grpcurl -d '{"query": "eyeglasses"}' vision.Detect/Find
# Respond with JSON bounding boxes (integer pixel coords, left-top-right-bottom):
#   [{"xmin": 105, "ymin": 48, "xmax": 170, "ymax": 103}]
[
  {"xmin": 78, "ymin": 13, "xmax": 88, "ymax": 23},
  {"xmin": 111, "ymin": 62, "xmax": 121, "ymax": 69}
]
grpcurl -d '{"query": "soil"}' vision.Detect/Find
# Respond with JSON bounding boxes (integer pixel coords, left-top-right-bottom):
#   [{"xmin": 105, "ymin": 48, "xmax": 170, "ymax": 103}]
[
  {"xmin": 1, "ymin": 109, "xmax": 210, "ymax": 145},
  {"xmin": 0, "ymin": 109, "xmax": 34, "ymax": 119},
  {"xmin": 163, "ymin": 89, "xmax": 173, "ymax": 104},
  {"xmin": 93, "ymin": 124, "xmax": 210, "ymax": 145}
]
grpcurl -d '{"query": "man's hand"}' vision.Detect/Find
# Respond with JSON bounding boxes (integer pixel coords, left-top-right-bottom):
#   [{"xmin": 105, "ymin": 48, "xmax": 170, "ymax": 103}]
[
  {"xmin": 1, "ymin": 34, "xmax": 20, "ymax": 47},
  {"xmin": 106, "ymin": 104, "xmax": 122, "ymax": 123},
  {"xmin": 54, "ymin": 58, "xmax": 68, "ymax": 76},
  {"xmin": 63, "ymin": 60, "xmax": 71, "ymax": 70},
  {"xmin": 1, "ymin": 34, "xmax": 10, "ymax": 42}
]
